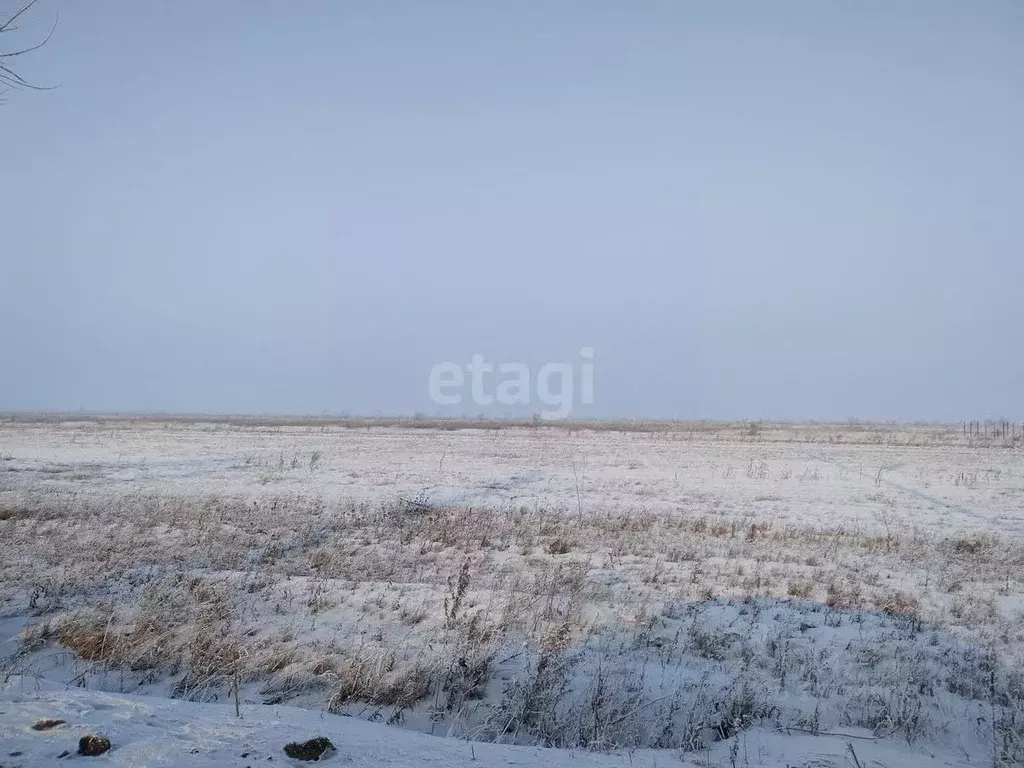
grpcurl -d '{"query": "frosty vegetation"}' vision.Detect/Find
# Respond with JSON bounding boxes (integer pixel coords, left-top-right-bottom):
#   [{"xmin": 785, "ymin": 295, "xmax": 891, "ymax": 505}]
[{"xmin": 1, "ymin": 418, "xmax": 1022, "ymax": 764}]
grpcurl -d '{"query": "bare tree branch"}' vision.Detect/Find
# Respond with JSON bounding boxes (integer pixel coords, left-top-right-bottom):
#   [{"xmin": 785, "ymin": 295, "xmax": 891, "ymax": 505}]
[
  {"xmin": 0, "ymin": 0, "xmax": 40, "ymax": 34},
  {"xmin": 1, "ymin": 16, "xmax": 55, "ymax": 59},
  {"xmin": 0, "ymin": 0, "xmax": 57, "ymax": 95}
]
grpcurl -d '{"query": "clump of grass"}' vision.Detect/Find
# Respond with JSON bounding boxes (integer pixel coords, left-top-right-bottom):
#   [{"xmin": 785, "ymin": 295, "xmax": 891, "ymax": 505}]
[
  {"xmin": 546, "ymin": 538, "xmax": 572, "ymax": 555},
  {"xmin": 328, "ymin": 651, "xmax": 432, "ymax": 712},
  {"xmin": 825, "ymin": 579, "xmax": 862, "ymax": 610},
  {"xmin": 880, "ymin": 590, "xmax": 921, "ymax": 620},
  {"xmin": 787, "ymin": 580, "xmax": 813, "ymax": 598},
  {"xmin": 444, "ymin": 560, "xmax": 471, "ymax": 629}
]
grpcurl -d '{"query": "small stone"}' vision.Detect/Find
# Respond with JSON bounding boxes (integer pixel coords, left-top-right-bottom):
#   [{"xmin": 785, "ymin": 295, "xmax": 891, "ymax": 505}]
[
  {"xmin": 31, "ymin": 718, "xmax": 67, "ymax": 731},
  {"xmin": 282, "ymin": 737, "xmax": 335, "ymax": 761},
  {"xmin": 57, "ymin": 750, "xmax": 71, "ymax": 758},
  {"xmin": 78, "ymin": 735, "xmax": 112, "ymax": 757}
]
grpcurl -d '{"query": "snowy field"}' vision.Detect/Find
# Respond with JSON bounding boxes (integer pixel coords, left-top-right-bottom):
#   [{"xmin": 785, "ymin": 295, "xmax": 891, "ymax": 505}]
[{"xmin": 1, "ymin": 417, "xmax": 1023, "ymax": 765}]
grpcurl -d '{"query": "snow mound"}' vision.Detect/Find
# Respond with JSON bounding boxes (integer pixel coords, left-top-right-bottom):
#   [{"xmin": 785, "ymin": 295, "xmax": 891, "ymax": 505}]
[{"xmin": 0, "ymin": 687, "xmax": 975, "ymax": 767}]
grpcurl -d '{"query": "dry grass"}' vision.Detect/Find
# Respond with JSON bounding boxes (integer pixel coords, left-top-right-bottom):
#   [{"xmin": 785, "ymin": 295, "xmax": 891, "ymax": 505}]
[
  {"xmin": 4, "ymin": 489, "xmax": 1023, "ymax": 681},
  {"xmin": 2, "ymin": 419, "xmax": 1023, "ymax": 758},
  {"xmin": 5, "ymin": 411, "xmax": 1020, "ymax": 447}
]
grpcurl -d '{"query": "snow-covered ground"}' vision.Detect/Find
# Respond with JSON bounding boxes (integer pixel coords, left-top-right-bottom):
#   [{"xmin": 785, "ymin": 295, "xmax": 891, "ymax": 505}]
[
  {"xmin": 3, "ymin": 419, "xmax": 1023, "ymax": 537},
  {"xmin": 0, "ymin": 686, "xmax": 979, "ymax": 767},
  {"xmin": 1, "ymin": 418, "xmax": 1022, "ymax": 765}
]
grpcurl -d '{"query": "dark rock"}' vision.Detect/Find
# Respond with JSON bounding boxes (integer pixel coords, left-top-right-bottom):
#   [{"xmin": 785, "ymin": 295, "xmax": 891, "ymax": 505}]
[
  {"xmin": 282, "ymin": 737, "xmax": 335, "ymax": 761},
  {"xmin": 78, "ymin": 735, "xmax": 111, "ymax": 756},
  {"xmin": 57, "ymin": 750, "xmax": 71, "ymax": 758},
  {"xmin": 31, "ymin": 718, "xmax": 66, "ymax": 731}
]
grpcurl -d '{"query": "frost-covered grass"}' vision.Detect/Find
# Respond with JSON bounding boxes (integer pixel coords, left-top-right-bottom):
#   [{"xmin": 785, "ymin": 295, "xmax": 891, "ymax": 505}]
[{"xmin": 1, "ymin": 419, "xmax": 1023, "ymax": 764}]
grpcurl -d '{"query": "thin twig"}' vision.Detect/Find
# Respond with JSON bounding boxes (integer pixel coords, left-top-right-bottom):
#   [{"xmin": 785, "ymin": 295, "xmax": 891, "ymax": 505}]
[
  {"xmin": 0, "ymin": 0, "xmax": 40, "ymax": 34},
  {"xmin": 780, "ymin": 726, "xmax": 878, "ymax": 741}
]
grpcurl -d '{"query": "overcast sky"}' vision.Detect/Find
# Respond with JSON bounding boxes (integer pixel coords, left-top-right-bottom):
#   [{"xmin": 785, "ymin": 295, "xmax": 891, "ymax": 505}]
[{"xmin": 2, "ymin": 1, "xmax": 1022, "ymax": 420}]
